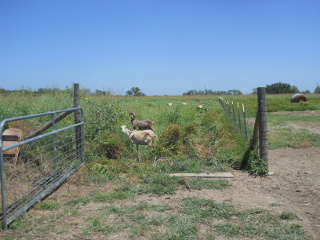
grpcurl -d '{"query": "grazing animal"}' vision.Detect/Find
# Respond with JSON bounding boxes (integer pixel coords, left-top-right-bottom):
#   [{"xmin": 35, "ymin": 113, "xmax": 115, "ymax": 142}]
[
  {"xmin": 181, "ymin": 102, "xmax": 188, "ymax": 105},
  {"xmin": 129, "ymin": 112, "xmax": 154, "ymax": 131},
  {"xmin": 197, "ymin": 104, "xmax": 206, "ymax": 109},
  {"xmin": 121, "ymin": 125, "xmax": 157, "ymax": 160},
  {"xmin": 196, "ymin": 104, "xmax": 207, "ymax": 114},
  {"xmin": 291, "ymin": 94, "xmax": 307, "ymax": 103},
  {"xmin": 167, "ymin": 103, "xmax": 173, "ymax": 106}
]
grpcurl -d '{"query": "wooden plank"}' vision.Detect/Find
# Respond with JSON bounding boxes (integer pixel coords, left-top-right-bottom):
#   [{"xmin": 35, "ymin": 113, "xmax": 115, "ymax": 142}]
[{"xmin": 169, "ymin": 172, "xmax": 234, "ymax": 178}]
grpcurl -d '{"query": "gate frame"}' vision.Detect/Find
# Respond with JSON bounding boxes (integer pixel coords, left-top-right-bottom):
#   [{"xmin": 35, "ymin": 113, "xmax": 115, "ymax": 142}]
[{"xmin": 0, "ymin": 107, "xmax": 85, "ymax": 230}]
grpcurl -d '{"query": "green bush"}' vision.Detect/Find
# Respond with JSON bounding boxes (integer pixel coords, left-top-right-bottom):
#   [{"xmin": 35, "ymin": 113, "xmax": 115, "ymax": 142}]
[
  {"xmin": 158, "ymin": 124, "xmax": 183, "ymax": 153},
  {"xmin": 93, "ymin": 131, "xmax": 125, "ymax": 159}
]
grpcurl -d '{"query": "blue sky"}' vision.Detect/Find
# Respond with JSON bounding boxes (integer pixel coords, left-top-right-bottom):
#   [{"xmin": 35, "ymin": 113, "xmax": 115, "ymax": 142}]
[{"xmin": 1, "ymin": 0, "xmax": 319, "ymax": 95}]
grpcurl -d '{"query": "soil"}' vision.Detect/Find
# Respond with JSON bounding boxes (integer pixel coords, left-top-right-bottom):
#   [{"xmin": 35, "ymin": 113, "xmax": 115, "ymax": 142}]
[{"xmin": 1, "ymin": 111, "xmax": 319, "ymax": 240}]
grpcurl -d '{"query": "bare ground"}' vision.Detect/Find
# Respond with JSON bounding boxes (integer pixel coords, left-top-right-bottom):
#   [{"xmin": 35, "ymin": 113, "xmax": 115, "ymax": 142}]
[{"xmin": 1, "ymin": 112, "xmax": 319, "ymax": 240}]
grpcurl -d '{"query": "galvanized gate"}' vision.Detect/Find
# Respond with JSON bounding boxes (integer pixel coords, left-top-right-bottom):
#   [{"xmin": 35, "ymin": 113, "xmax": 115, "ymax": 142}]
[{"xmin": 0, "ymin": 107, "xmax": 85, "ymax": 230}]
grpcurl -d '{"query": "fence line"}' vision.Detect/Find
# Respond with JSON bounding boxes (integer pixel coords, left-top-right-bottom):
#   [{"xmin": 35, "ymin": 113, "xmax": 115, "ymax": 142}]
[
  {"xmin": 219, "ymin": 97, "xmax": 249, "ymax": 141},
  {"xmin": 218, "ymin": 87, "xmax": 268, "ymax": 166}
]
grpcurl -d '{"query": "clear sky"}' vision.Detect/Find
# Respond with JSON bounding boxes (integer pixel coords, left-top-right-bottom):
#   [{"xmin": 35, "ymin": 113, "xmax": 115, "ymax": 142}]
[{"xmin": 1, "ymin": 0, "xmax": 319, "ymax": 96}]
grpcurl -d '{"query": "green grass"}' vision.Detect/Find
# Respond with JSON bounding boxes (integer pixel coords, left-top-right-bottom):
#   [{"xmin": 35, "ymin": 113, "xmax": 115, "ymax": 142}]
[
  {"xmin": 35, "ymin": 201, "xmax": 61, "ymax": 211},
  {"xmin": 266, "ymin": 111, "xmax": 320, "ymax": 149},
  {"xmin": 66, "ymin": 176, "xmax": 231, "ymax": 207},
  {"xmin": 76, "ymin": 199, "xmax": 310, "ymax": 239},
  {"xmin": 268, "ymin": 127, "xmax": 320, "ymax": 149}
]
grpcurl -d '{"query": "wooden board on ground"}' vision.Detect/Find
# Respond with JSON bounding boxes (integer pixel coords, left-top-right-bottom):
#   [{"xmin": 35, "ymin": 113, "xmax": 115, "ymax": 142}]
[{"xmin": 169, "ymin": 172, "xmax": 234, "ymax": 178}]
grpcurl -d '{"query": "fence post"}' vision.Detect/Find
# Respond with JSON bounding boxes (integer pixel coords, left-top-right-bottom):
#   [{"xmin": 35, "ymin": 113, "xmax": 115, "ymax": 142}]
[
  {"xmin": 74, "ymin": 84, "xmax": 84, "ymax": 163},
  {"xmin": 237, "ymin": 102, "xmax": 242, "ymax": 132},
  {"xmin": 257, "ymin": 87, "xmax": 268, "ymax": 164},
  {"xmin": 242, "ymin": 104, "xmax": 248, "ymax": 141},
  {"xmin": 231, "ymin": 101, "xmax": 236, "ymax": 124}
]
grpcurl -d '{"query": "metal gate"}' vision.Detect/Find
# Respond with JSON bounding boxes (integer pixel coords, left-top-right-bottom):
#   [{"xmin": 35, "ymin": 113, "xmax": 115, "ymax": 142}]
[{"xmin": 0, "ymin": 107, "xmax": 85, "ymax": 230}]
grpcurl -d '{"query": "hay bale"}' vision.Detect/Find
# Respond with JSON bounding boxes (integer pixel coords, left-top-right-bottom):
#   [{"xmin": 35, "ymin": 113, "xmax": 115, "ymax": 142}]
[{"xmin": 291, "ymin": 94, "xmax": 307, "ymax": 103}]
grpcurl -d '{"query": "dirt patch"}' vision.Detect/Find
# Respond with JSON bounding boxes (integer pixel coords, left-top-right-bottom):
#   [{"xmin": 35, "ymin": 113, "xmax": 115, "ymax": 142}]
[
  {"xmin": 271, "ymin": 110, "xmax": 320, "ymax": 135},
  {"xmin": 271, "ymin": 110, "xmax": 320, "ymax": 116},
  {"xmin": 288, "ymin": 122, "xmax": 320, "ymax": 134},
  {"xmin": 228, "ymin": 147, "xmax": 320, "ymax": 239},
  {"xmin": 138, "ymin": 147, "xmax": 320, "ymax": 239}
]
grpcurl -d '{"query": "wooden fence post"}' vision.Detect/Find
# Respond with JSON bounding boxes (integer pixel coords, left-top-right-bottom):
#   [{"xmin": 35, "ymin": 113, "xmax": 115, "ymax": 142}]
[{"xmin": 257, "ymin": 87, "xmax": 268, "ymax": 164}]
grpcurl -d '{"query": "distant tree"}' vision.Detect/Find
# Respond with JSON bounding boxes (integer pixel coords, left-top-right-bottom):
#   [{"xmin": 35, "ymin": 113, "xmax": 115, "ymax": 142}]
[
  {"xmin": 95, "ymin": 89, "xmax": 111, "ymax": 96},
  {"xmin": 291, "ymin": 85, "xmax": 300, "ymax": 93},
  {"xmin": 134, "ymin": 91, "xmax": 146, "ymax": 96},
  {"xmin": 228, "ymin": 89, "xmax": 243, "ymax": 95},
  {"xmin": 314, "ymin": 86, "xmax": 320, "ymax": 94},
  {"xmin": 0, "ymin": 87, "xmax": 7, "ymax": 94},
  {"xmin": 302, "ymin": 90, "xmax": 311, "ymax": 94},
  {"xmin": 36, "ymin": 87, "xmax": 62, "ymax": 95},
  {"xmin": 126, "ymin": 87, "xmax": 145, "ymax": 96},
  {"xmin": 252, "ymin": 88, "xmax": 257, "ymax": 94},
  {"xmin": 266, "ymin": 82, "xmax": 298, "ymax": 94},
  {"xmin": 183, "ymin": 89, "xmax": 242, "ymax": 96},
  {"xmin": 81, "ymin": 88, "xmax": 91, "ymax": 95},
  {"xmin": 183, "ymin": 90, "xmax": 197, "ymax": 95},
  {"xmin": 126, "ymin": 90, "xmax": 134, "ymax": 96}
]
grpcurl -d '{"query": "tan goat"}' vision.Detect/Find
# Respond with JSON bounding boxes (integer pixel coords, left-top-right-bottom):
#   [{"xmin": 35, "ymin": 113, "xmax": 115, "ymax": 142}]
[{"xmin": 121, "ymin": 125, "xmax": 157, "ymax": 160}]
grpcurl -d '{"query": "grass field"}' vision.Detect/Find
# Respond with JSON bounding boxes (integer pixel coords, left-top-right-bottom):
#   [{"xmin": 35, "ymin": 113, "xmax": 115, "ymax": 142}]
[{"xmin": 0, "ymin": 92, "xmax": 319, "ymax": 239}]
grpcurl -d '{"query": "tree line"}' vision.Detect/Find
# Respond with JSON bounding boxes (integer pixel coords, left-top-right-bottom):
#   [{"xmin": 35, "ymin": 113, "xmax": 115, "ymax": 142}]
[
  {"xmin": 183, "ymin": 83, "xmax": 320, "ymax": 96},
  {"xmin": 1, "ymin": 82, "xmax": 319, "ymax": 96},
  {"xmin": 183, "ymin": 89, "xmax": 243, "ymax": 96}
]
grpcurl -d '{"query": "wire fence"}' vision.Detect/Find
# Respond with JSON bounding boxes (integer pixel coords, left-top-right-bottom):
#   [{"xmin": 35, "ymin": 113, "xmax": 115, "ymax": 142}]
[
  {"xmin": 0, "ymin": 107, "xmax": 85, "ymax": 230},
  {"xmin": 218, "ymin": 87, "xmax": 269, "ymax": 165},
  {"xmin": 218, "ymin": 97, "xmax": 249, "ymax": 142}
]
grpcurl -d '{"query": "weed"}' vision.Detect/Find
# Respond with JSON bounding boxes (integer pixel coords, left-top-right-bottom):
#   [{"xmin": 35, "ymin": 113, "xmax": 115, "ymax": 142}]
[
  {"xmin": 188, "ymin": 179, "xmax": 231, "ymax": 190},
  {"xmin": 247, "ymin": 154, "xmax": 269, "ymax": 176},
  {"xmin": 138, "ymin": 174, "xmax": 184, "ymax": 196},
  {"xmin": 93, "ymin": 131, "xmax": 125, "ymax": 159},
  {"xmin": 280, "ymin": 212, "xmax": 301, "ymax": 221},
  {"xmin": 180, "ymin": 197, "xmax": 240, "ymax": 221},
  {"xmin": 159, "ymin": 124, "xmax": 183, "ymax": 153},
  {"xmin": 35, "ymin": 201, "xmax": 61, "ymax": 211}
]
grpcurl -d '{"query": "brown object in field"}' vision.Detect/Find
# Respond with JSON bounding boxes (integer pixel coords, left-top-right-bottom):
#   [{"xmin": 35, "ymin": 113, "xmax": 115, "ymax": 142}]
[
  {"xmin": 291, "ymin": 94, "xmax": 307, "ymax": 103},
  {"xmin": 129, "ymin": 112, "xmax": 154, "ymax": 131},
  {"xmin": 169, "ymin": 172, "xmax": 234, "ymax": 178},
  {"xmin": 2, "ymin": 128, "xmax": 23, "ymax": 165}
]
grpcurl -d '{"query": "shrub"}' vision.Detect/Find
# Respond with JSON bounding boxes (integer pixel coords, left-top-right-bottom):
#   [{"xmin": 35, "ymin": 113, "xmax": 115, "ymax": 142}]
[
  {"xmin": 247, "ymin": 153, "xmax": 269, "ymax": 176},
  {"xmin": 160, "ymin": 124, "xmax": 183, "ymax": 153},
  {"xmin": 94, "ymin": 131, "xmax": 125, "ymax": 159}
]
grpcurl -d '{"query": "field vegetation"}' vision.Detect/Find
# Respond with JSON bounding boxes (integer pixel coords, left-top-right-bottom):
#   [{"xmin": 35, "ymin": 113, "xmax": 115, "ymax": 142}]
[{"xmin": 0, "ymin": 91, "xmax": 319, "ymax": 239}]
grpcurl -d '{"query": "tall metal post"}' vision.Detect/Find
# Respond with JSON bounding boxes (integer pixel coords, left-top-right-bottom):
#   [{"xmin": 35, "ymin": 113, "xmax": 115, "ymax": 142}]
[
  {"xmin": 74, "ymin": 84, "xmax": 83, "ymax": 163},
  {"xmin": 0, "ymin": 126, "xmax": 8, "ymax": 230},
  {"xmin": 257, "ymin": 87, "xmax": 268, "ymax": 164},
  {"xmin": 52, "ymin": 114, "xmax": 58, "ymax": 181}
]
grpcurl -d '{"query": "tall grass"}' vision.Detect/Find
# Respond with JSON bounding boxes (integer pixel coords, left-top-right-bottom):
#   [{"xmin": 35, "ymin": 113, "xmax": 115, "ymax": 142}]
[
  {"xmin": 1, "ymin": 91, "xmax": 318, "ymax": 239},
  {"xmin": 1, "ymin": 92, "xmax": 319, "ymax": 170}
]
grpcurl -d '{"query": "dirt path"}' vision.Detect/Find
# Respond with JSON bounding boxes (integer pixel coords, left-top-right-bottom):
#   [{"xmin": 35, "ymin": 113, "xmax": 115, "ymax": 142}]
[
  {"xmin": 149, "ymin": 147, "xmax": 320, "ymax": 240},
  {"xmin": 223, "ymin": 147, "xmax": 320, "ymax": 239}
]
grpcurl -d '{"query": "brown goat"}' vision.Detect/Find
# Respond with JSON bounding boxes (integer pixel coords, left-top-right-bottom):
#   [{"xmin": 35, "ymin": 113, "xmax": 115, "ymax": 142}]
[{"xmin": 129, "ymin": 112, "xmax": 154, "ymax": 131}]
